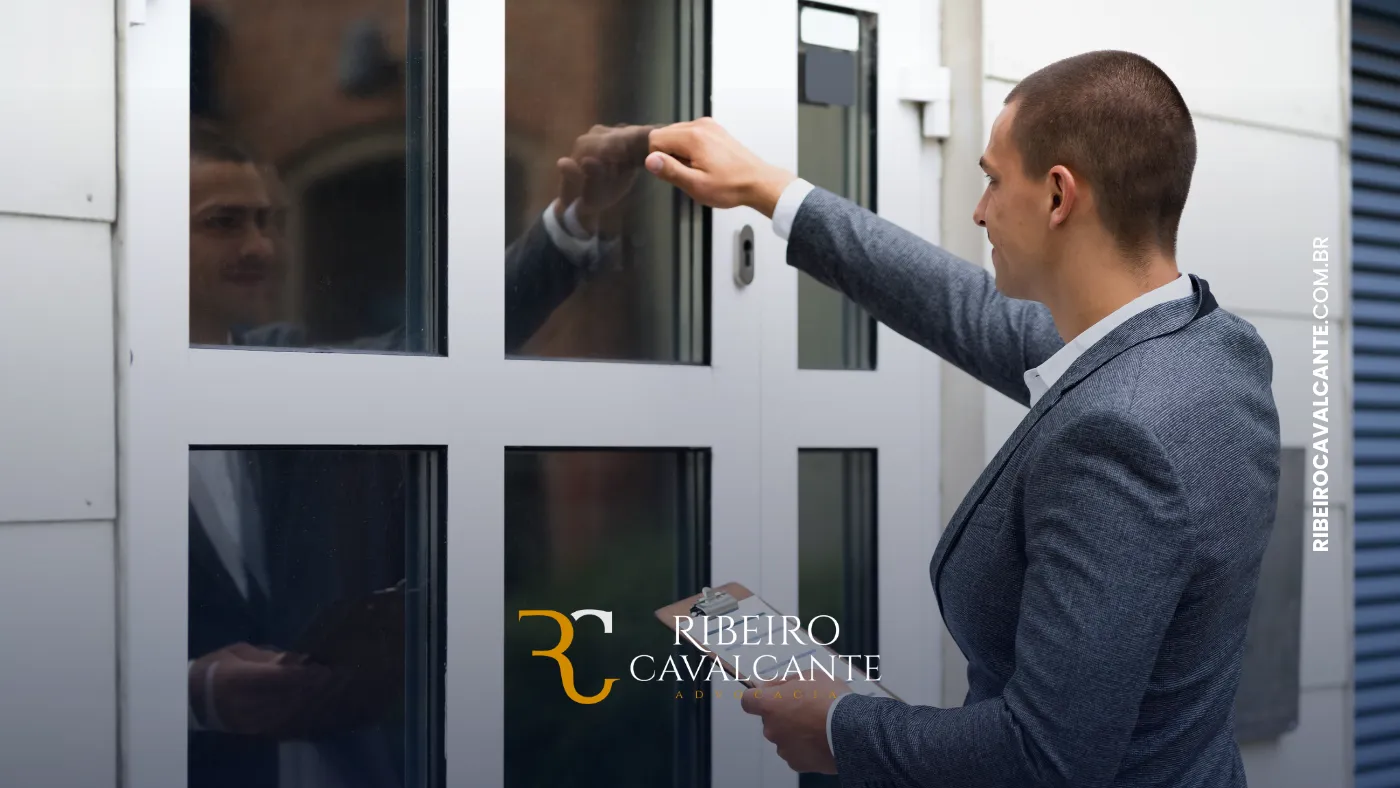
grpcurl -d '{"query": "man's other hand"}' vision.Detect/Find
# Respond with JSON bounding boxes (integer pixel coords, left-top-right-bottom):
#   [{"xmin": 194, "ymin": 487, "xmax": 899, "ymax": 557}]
[
  {"xmin": 739, "ymin": 670, "xmax": 848, "ymax": 775},
  {"xmin": 646, "ymin": 118, "xmax": 795, "ymax": 217},
  {"xmin": 189, "ymin": 642, "xmax": 395, "ymax": 738},
  {"xmin": 555, "ymin": 124, "xmax": 657, "ymax": 233}
]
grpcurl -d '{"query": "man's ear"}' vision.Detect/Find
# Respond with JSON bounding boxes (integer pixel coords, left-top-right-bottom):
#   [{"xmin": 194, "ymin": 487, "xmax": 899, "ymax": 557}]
[{"xmin": 1048, "ymin": 166, "xmax": 1076, "ymax": 225}]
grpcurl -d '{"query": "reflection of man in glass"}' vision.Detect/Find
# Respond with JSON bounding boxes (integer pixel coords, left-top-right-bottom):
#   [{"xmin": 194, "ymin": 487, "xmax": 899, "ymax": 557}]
[
  {"xmin": 186, "ymin": 123, "xmax": 652, "ymax": 787},
  {"xmin": 188, "ymin": 121, "xmax": 653, "ymax": 350},
  {"xmin": 188, "ymin": 125, "xmax": 284, "ymax": 345}
]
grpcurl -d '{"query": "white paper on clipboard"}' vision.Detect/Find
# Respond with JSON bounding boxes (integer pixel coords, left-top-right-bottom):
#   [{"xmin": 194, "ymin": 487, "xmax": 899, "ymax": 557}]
[{"xmin": 676, "ymin": 595, "xmax": 895, "ymax": 700}]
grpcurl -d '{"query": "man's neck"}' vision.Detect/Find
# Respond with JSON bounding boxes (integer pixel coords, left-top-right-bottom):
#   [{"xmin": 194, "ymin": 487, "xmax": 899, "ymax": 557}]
[{"xmin": 1042, "ymin": 251, "xmax": 1180, "ymax": 343}]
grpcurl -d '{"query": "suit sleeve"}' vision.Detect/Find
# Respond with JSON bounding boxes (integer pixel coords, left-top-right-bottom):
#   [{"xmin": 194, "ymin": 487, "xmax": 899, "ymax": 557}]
[
  {"xmin": 828, "ymin": 411, "xmax": 1194, "ymax": 788},
  {"xmin": 503, "ymin": 215, "xmax": 592, "ymax": 354},
  {"xmin": 786, "ymin": 187, "xmax": 1063, "ymax": 406}
]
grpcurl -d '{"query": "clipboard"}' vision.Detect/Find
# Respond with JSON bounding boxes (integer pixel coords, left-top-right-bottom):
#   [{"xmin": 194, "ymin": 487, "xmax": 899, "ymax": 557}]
[
  {"xmin": 295, "ymin": 583, "xmax": 406, "ymax": 667},
  {"xmin": 654, "ymin": 582, "xmax": 899, "ymax": 701}
]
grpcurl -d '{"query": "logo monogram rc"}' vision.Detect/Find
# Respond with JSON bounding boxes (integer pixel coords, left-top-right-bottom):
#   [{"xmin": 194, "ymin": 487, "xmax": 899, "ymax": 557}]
[{"xmin": 518, "ymin": 609, "xmax": 620, "ymax": 704}]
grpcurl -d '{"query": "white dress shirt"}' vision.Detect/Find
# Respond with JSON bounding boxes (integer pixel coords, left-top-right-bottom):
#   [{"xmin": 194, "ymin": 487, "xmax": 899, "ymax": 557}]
[
  {"xmin": 1022, "ymin": 272, "xmax": 1195, "ymax": 406},
  {"xmin": 769, "ymin": 176, "xmax": 1197, "ymax": 759}
]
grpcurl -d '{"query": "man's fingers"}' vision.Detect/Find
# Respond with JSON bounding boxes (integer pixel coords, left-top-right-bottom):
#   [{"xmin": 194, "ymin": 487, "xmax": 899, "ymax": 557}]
[
  {"xmin": 645, "ymin": 151, "xmax": 704, "ymax": 194},
  {"xmin": 648, "ymin": 124, "xmax": 700, "ymax": 159},
  {"xmin": 739, "ymin": 686, "xmax": 767, "ymax": 716},
  {"xmin": 557, "ymin": 157, "xmax": 584, "ymax": 205},
  {"xmin": 579, "ymin": 156, "xmax": 609, "ymax": 183}
]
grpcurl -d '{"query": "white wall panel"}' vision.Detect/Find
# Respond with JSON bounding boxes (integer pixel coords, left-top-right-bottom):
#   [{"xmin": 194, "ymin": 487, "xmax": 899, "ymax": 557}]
[
  {"xmin": 1180, "ymin": 123, "xmax": 1345, "ymax": 319},
  {"xmin": 0, "ymin": 215, "xmax": 117, "ymax": 522},
  {"xmin": 983, "ymin": 0, "xmax": 1343, "ymax": 138},
  {"xmin": 0, "ymin": 0, "xmax": 116, "ymax": 220},
  {"xmin": 0, "ymin": 522, "xmax": 115, "ymax": 788}
]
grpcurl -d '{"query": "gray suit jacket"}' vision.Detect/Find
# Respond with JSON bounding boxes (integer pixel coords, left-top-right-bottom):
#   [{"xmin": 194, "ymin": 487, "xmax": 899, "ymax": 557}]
[{"xmin": 788, "ymin": 188, "xmax": 1280, "ymax": 788}]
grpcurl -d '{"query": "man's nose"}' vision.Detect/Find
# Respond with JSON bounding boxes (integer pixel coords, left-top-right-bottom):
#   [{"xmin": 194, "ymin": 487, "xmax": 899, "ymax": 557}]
[{"xmin": 241, "ymin": 227, "xmax": 275, "ymax": 261}]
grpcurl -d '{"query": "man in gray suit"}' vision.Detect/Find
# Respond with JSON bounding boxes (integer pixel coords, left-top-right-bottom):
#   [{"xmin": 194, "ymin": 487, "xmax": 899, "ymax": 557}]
[{"xmin": 647, "ymin": 50, "xmax": 1280, "ymax": 787}]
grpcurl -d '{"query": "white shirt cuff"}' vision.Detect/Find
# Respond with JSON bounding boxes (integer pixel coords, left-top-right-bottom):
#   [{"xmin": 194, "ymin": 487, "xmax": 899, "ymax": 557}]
[
  {"xmin": 771, "ymin": 178, "xmax": 817, "ymax": 241},
  {"xmin": 562, "ymin": 200, "xmax": 592, "ymax": 240},
  {"xmin": 541, "ymin": 201, "xmax": 600, "ymax": 266},
  {"xmin": 826, "ymin": 691, "xmax": 849, "ymax": 759}
]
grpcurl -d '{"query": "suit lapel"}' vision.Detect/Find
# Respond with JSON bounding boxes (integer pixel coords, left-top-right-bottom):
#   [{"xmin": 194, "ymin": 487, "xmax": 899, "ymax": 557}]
[{"xmin": 930, "ymin": 275, "xmax": 1219, "ymax": 604}]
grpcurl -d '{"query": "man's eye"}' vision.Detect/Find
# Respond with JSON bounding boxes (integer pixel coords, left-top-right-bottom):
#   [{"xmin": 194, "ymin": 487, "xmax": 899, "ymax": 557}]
[{"xmin": 205, "ymin": 214, "xmax": 240, "ymax": 231}]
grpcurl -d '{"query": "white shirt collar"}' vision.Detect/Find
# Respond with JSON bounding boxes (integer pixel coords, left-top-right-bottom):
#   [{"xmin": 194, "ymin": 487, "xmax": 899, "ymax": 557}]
[{"xmin": 1024, "ymin": 273, "xmax": 1196, "ymax": 407}]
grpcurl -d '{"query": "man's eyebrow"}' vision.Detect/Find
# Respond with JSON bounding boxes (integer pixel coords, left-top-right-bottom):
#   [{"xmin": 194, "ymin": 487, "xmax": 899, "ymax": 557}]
[
  {"xmin": 195, "ymin": 203, "xmax": 266, "ymax": 214},
  {"xmin": 978, "ymin": 157, "xmax": 992, "ymax": 172}
]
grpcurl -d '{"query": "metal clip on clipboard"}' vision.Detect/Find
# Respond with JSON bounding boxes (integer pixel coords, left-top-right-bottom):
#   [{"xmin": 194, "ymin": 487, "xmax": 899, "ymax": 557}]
[{"xmin": 689, "ymin": 586, "xmax": 739, "ymax": 617}]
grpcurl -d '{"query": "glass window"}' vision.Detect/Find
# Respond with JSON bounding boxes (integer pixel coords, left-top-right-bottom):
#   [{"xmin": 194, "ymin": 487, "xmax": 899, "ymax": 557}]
[
  {"xmin": 504, "ymin": 0, "xmax": 708, "ymax": 363},
  {"xmin": 798, "ymin": 449, "xmax": 877, "ymax": 788},
  {"xmin": 506, "ymin": 449, "xmax": 709, "ymax": 787},
  {"xmin": 187, "ymin": 448, "xmax": 443, "ymax": 788},
  {"xmin": 189, "ymin": 1, "xmax": 441, "ymax": 353},
  {"xmin": 796, "ymin": 6, "xmax": 877, "ymax": 370}
]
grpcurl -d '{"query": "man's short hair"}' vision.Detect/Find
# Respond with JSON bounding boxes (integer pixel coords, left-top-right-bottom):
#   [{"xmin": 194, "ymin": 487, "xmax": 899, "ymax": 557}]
[
  {"xmin": 1004, "ymin": 50, "xmax": 1196, "ymax": 259},
  {"xmin": 191, "ymin": 120, "xmax": 256, "ymax": 165}
]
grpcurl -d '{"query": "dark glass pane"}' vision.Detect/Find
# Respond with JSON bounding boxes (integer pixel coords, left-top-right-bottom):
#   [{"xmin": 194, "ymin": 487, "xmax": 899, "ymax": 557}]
[
  {"xmin": 188, "ymin": 0, "xmax": 440, "ymax": 352},
  {"xmin": 797, "ymin": 6, "xmax": 877, "ymax": 370},
  {"xmin": 504, "ymin": 0, "xmax": 707, "ymax": 363},
  {"xmin": 187, "ymin": 448, "xmax": 443, "ymax": 788},
  {"xmin": 505, "ymin": 449, "xmax": 708, "ymax": 787},
  {"xmin": 798, "ymin": 449, "xmax": 877, "ymax": 788}
]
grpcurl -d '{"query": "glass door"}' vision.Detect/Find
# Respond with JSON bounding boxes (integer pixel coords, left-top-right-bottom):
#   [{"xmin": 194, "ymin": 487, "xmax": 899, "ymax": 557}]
[
  {"xmin": 121, "ymin": 3, "xmax": 788, "ymax": 788},
  {"xmin": 123, "ymin": 0, "xmax": 941, "ymax": 786}
]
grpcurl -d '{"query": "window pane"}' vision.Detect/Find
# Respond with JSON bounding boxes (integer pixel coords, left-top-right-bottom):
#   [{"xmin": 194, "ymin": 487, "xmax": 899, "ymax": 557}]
[
  {"xmin": 797, "ymin": 7, "xmax": 877, "ymax": 370},
  {"xmin": 798, "ymin": 449, "xmax": 877, "ymax": 788},
  {"xmin": 187, "ymin": 448, "xmax": 443, "ymax": 788},
  {"xmin": 506, "ymin": 449, "xmax": 709, "ymax": 787},
  {"xmin": 189, "ymin": 1, "xmax": 440, "ymax": 353},
  {"xmin": 504, "ymin": 0, "xmax": 707, "ymax": 363}
]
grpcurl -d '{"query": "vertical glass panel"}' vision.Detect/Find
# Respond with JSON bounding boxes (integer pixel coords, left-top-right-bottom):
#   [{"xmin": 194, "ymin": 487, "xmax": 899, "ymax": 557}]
[
  {"xmin": 504, "ymin": 0, "xmax": 708, "ymax": 363},
  {"xmin": 797, "ymin": 6, "xmax": 877, "ymax": 370},
  {"xmin": 189, "ymin": 0, "xmax": 441, "ymax": 352},
  {"xmin": 187, "ymin": 448, "xmax": 443, "ymax": 788},
  {"xmin": 798, "ymin": 449, "xmax": 877, "ymax": 788},
  {"xmin": 505, "ymin": 449, "xmax": 709, "ymax": 787}
]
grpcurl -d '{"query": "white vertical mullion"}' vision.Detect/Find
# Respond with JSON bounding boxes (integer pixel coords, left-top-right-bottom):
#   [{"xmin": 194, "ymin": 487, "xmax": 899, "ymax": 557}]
[
  {"xmin": 708, "ymin": 1, "xmax": 791, "ymax": 786},
  {"xmin": 444, "ymin": 0, "xmax": 503, "ymax": 785},
  {"xmin": 119, "ymin": 1, "xmax": 192, "ymax": 786}
]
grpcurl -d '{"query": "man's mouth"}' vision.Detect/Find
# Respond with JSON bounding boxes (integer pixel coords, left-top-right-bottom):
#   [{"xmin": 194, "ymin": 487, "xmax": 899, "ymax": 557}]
[{"xmin": 222, "ymin": 266, "xmax": 269, "ymax": 286}]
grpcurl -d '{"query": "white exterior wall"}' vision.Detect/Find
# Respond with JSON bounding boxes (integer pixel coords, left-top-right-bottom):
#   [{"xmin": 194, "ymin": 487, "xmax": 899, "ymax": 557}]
[
  {"xmin": 953, "ymin": 1, "xmax": 1353, "ymax": 786},
  {"xmin": 0, "ymin": 1, "xmax": 119, "ymax": 787}
]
